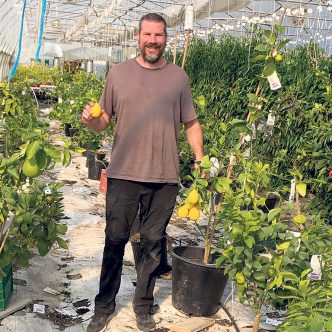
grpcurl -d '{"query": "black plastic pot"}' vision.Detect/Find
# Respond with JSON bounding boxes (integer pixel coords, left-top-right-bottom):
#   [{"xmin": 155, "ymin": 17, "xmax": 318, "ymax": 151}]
[
  {"xmin": 171, "ymin": 246, "xmax": 228, "ymax": 316},
  {"xmin": 131, "ymin": 236, "xmax": 172, "ymax": 276},
  {"xmin": 69, "ymin": 128, "xmax": 79, "ymax": 137},
  {"xmin": 88, "ymin": 160, "xmax": 109, "ymax": 180},
  {"xmin": 86, "ymin": 151, "xmax": 96, "ymax": 168},
  {"xmin": 96, "ymin": 151, "xmax": 106, "ymax": 160},
  {"xmin": 64, "ymin": 123, "xmax": 71, "ymax": 137}
]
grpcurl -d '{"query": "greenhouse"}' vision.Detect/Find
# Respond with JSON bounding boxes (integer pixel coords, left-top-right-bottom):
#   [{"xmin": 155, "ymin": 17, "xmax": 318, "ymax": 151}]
[{"xmin": 0, "ymin": 0, "xmax": 331, "ymax": 331}]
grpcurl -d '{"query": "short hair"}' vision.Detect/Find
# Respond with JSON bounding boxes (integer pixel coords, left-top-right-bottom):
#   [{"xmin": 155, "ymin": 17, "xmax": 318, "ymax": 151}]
[{"xmin": 138, "ymin": 13, "xmax": 167, "ymax": 36}]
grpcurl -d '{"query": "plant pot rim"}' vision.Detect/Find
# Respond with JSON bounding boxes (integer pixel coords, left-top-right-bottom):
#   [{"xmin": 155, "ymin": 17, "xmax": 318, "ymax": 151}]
[{"xmin": 171, "ymin": 246, "xmax": 223, "ymax": 269}]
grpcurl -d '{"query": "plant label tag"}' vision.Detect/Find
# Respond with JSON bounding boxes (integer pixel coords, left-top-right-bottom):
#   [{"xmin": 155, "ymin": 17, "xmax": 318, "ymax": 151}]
[
  {"xmin": 289, "ymin": 179, "xmax": 296, "ymax": 201},
  {"xmin": 33, "ymin": 303, "xmax": 45, "ymax": 314},
  {"xmin": 267, "ymin": 110, "xmax": 276, "ymax": 126},
  {"xmin": 267, "ymin": 72, "xmax": 282, "ymax": 90},
  {"xmin": 266, "ymin": 317, "xmax": 283, "ymax": 326},
  {"xmin": 308, "ymin": 255, "xmax": 322, "ymax": 280}
]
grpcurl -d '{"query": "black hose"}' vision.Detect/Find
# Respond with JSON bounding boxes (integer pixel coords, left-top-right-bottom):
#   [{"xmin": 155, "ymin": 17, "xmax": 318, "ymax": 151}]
[{"xmin": 220, "ymin": 303, "xmax": 241, "ymax": 332}]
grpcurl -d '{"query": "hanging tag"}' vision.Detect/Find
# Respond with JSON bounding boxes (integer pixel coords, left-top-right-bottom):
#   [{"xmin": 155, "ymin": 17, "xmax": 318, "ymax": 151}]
[
  {"xmin": 289, "ymin": 179, "xmax": 296, "ymax": 201},
  {"xmin": 267, "ymin": 71, "xmax": 282, "ymax": 90},
  {"xmin": 308, "ymin": 255, "xmax": 323, "ymax": 280},
  {"xmin": 184, "ymin": 4, "xmax": 194, "ymax": 30},
  {"xmin": 44, "ymin": 184, "xmax": 52, "ymax": 195},
  {"xmin": 267, "ymin": 110, "xmax": 276, "ymax": 126}
]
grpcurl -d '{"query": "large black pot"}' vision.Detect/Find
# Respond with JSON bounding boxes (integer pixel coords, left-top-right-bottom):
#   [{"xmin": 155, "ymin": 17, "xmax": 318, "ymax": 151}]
[
  {"xmin": 171, "ymin": 246, "xmax": 228, "ymax": 316},
  {"xmin": 88, "ymin": 160, "xmax": 109, "ymax": 180}
]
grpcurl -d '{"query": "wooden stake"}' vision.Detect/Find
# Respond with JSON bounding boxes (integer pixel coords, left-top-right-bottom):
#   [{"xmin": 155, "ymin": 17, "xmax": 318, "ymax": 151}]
[
  {"xmin": 181, "ymin": 29, "xmax": 191, "ymax": 69},
  {"xmin": 173, "ymin": 28, "xmax": 178, "ymax": 64}
]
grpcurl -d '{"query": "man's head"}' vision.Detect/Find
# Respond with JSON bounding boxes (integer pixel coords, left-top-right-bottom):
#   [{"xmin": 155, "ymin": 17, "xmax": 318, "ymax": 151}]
[{"xmin": 137, "ymin": 13, "xmax": 167, "ymax": 64}]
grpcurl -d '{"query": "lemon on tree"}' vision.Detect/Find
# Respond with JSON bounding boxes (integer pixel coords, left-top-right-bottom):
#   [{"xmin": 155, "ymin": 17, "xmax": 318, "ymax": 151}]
[
  {"xmin": 274, "ymin": 53, "xmax": 282, "ymax": 61},
  {"xmin": 188, "ymin": 206, "xmax": 200, "ymax": 221},
  {"xmin": 187, "ymin": 189, "xmax": 199, "ymax": 204},
  {"xmin": 235, "ymin": 272, "xmax": 246, "ymax": 285},
  {"xmin": 91, "ymin": 103, "xmax": 102, "ymax": 118},
  {"xmin": 177, "ymin": 205, "xmax": 189, "ymax": 218},
  {"xmin": 22, "ymin": 157, "xmax": 42, "ymax": 178}
]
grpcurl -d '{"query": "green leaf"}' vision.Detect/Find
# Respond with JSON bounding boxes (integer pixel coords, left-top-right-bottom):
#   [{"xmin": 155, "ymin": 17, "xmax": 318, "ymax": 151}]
[
  {"xmin": 296, "ymin": 182, "xmax": 307, "ymax": 197},
  {"xmin": 298, "ymin": 280, "xmax": 310, "ymax": 293},
  {"xmin": 247, "ymin": 93, "xmax": 258, "ymax": 103},
  {"xmin": 37, "ymin": 241, "xmax": 49, "ymax": 256},
  {"xmin": 217, "ymin": 177, "xmax": 232, "ymax": 191},
  {"xmin": 268, "ymin": 208, "xmax": 281, "ymax": 222},
  {"xmin": 277, "ymin": 39, "xmax": 291, "ymax": 50},
  {"xmin": 6, "ymin": 168, "xmax": 19, "ymax": 180},
  {"xmin": 263, "ymin": 30, "xmax": 276, "ymax": 44},
  {"xmin": 200, "ymin": 155, "xmax": 212, "ymax": 169},
  {"xmin": 262, "ymin": 64, "xmax": 276, "ymax": 78},
  {"xmin": 57, "ymin": 237, "xmax": 68, "ymax": 249},
  {"xmin": 196, "ymin": 178, "xmax": 208, "ymax": 187},
  {"xmin": 244, "ymin": 236, "xmax": 254, "ymax": 248},
  {"xmin": 62, "ymin": 148, "xmax": 71, "ymax": 167},
  {"xmin": 26, "ymin": 141, "xmax": 41, "ymax": 159},
  {"xmin": 253, "ymin": 271, "xmax": 266, "ymax": 282},
  {"xmin": 251, "ymin": 54, "xmax": 267, "ymax": 62},
  {"xmin": 56, "ymin": 224, "xmax": 68, "ymax": 234},
  {"xmin": 254, "ymin": 44, "xmax": 270, "ymax": 52},
  {"xmin": 44, "ymin": 146, "xmax": 62, "ymax": 163}
]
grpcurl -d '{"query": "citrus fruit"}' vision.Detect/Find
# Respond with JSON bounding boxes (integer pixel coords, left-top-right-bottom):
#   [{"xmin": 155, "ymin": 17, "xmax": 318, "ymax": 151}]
[
  {"xmin": 45, "ymin": 195, "xmax": 54, "ymax": 203},
  {"xmin": 91, "ymin": 103, "xmax": 102, "ymax": 118},
  {"xmin": 185, "ymin": 203, "xmax": 195, "ymax": 210},
  {"xmin": 274, "ymin": 54, "xmax": 282, "ymax": 61},
  {"xmin": 187, "ymin": 189, "xmax": 199, "ymax": 204},
  {"xmin": 235, "ymin": 272, "xmax": 245, "ymax": 284},
  {"xmin": 22, "ymin": 157, "xmax": 41, "ymax": 178},
  {"xmin": 188, "ymin": 207, "xmax": 200, "ymax": 221},
  {"xmin": 177, "ymin": 205, "xmax": 189, "ymax": 218}
]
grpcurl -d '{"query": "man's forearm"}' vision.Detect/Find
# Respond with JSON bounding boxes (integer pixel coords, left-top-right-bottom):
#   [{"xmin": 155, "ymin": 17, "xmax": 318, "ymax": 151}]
[{"xmin": 184, "ymin": 118, "xmax": 204, "ymax": 161}]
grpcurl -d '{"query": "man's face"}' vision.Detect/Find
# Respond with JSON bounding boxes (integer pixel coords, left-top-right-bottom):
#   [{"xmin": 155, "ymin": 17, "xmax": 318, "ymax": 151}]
[{"xmin": 137, "ymin": 20, "xmax": 166, "ymax": 64}]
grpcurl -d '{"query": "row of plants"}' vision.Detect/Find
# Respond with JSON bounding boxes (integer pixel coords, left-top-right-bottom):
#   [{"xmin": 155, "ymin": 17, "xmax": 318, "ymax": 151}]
[
  {"xmin": 171, "ymin": 28, "xmax": 331, "ymax": 224},
  {"xmin": 175, "ymin": 24, "xmax": 331, "ymax": 331},
  {"xmin": 0, "ymin": 74, "xmax": 75, "ymax": 272}
]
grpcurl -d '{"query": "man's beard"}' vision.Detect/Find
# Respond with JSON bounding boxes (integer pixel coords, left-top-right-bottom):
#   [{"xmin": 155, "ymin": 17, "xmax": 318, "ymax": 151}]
[{"xmin": 139, "ymin": 42, "xmax": 165, "ymax": 64}]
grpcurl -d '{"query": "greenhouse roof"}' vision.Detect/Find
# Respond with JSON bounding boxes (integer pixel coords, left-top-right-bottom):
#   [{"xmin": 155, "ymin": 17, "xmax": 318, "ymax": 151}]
[{"xmin": 1, "ymin": 0, "xmax": 332, "ymax": 61}]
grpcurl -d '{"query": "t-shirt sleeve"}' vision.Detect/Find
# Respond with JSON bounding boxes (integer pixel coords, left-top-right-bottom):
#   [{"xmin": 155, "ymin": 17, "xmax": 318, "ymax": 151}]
[
  {"xmin": 180, "ymin": 75, "xmax": 197, "ymax": 124},
  {"xmin": 99, "ymin": 71, "xmax": 114, "ymax": 116}
]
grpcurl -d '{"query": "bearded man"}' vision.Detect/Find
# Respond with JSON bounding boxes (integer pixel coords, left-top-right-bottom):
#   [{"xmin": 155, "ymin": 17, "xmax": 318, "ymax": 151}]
[{"xmin": 82, "ymin": 13, "xmax": 205, "ymax": 332}]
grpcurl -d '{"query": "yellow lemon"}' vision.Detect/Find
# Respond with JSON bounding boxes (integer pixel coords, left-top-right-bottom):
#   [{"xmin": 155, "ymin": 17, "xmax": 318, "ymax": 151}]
[
  {"xmin": 235, "ymin": 272, "xmax": 245, "ymax": 284},
  {"xmin": 91, "ymin": 103, "xmax": 102, "ymax": 118},
  {"xmin": 188, "ymin": 207, "xmax": 200, "ymax": 221},
  {"xmin": 177, "ymin": 205, "xmax": 189, "ymax": 218},
  {"xmin": 274, "ymin": 54, "xmax": 282, "ymax": 61},
  {"xmin": 22, "ymin": 157, "xmax": 41, "ymax": 178},
  {"xmin": 187, "ymin": 189, "xmax": 199, "ymax": 204}
]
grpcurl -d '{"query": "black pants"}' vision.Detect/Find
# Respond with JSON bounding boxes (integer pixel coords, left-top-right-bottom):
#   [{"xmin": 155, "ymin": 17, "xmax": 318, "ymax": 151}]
[{"xmin": 94, "ymin": 178, "xmax": 178, "ymax": 315}]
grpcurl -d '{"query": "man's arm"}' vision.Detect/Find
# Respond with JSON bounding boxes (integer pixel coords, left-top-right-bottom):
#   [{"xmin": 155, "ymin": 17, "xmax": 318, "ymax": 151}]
[
  {"xmin": 184, "ymin": 118, "xmax": 204, "ymax": 161},
  {"xmin": 82, "ymin": 102, "xmax": 111, "ymax": 132}
]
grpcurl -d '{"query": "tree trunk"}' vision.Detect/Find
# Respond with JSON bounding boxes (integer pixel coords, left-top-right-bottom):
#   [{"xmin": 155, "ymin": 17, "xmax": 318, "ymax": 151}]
[{"xmin": 252, "ymin": 311, "xmax": 261, "ymax": 332}]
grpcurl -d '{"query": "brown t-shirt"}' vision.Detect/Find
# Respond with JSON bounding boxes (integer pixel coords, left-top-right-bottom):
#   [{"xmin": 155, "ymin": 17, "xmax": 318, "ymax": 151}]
[{"xmin": 99, "ymin": 59, "xmax": 197, "ymax": 183}]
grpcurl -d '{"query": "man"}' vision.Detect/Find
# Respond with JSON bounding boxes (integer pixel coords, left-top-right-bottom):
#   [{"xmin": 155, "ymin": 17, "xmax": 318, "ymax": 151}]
[{"xmin": 82, "ymin": 13, "xmax": 204, "ymax": 332}]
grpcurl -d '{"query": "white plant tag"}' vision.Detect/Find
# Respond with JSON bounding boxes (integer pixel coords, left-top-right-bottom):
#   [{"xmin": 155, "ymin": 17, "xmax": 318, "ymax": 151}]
[
  {"xmin": 308, "ymin": 255, "xmax": 322, "ymax": 280},
  {"xmin": 267, "ymin": 71, "xmax": 282, "ymax": 90},
  {"xmin": 33, "ymin": 303, "xmax": 45, "ymax": 314},
  {"xmin": 289, "ymin": 179, "xmax": 296, "ymax": 201},
  {"xmin": 266, "ymin": 317, "xmax": 283, "ymax": 326},
  {"xmin": 267, "ymin": 110, "xmax": 276, "ymax": 126}
]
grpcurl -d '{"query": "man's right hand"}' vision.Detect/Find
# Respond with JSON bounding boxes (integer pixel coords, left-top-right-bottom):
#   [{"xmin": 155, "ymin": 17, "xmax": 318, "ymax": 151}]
[
  {"xmin": 81, "ymin": 101, "xmax": 95, "ymax": 125},
  {"xmin": 81, "ymin": 101, "xmax": 111, "ymax": 133}
]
